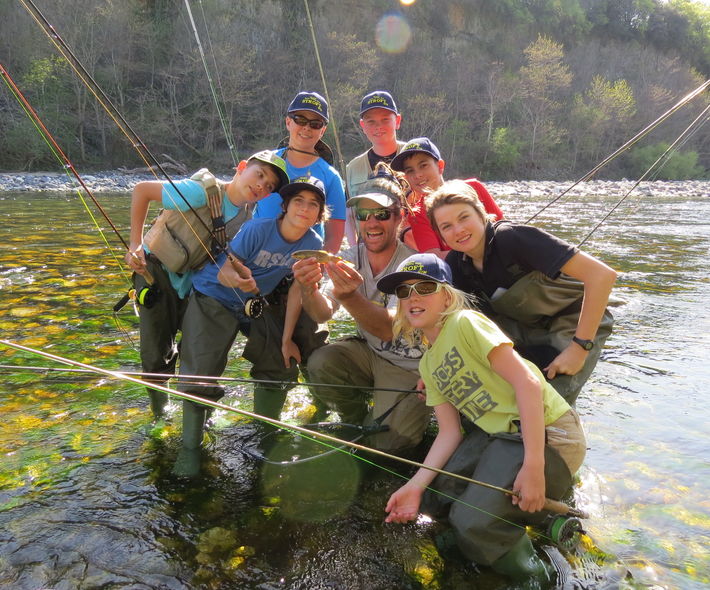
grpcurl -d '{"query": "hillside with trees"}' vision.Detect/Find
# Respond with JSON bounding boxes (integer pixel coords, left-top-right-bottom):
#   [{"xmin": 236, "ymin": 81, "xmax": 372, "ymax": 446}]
[{"xmin": 1, "ymin": 0, "xmax": 708, "ymax": 180}]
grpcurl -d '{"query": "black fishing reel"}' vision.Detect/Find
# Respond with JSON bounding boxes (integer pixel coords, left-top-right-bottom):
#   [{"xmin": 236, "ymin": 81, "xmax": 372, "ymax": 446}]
[
  {"xmin": 113, "ymin": 284, "xmax": 161, "ymax": 312},
  {"xmin": 244, "ymin": 295, "xmax": 266, "ymax": 319}
]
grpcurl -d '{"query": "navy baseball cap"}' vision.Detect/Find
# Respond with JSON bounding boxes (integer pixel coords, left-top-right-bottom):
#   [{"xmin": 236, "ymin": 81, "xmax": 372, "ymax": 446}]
[
  {"xmin": 390, "ymin": 137, "xmax": 441, "ymax": 171},
  {"xmin": 287, "ymin": 91, "xmax": 329, "ymax": 122},
  {"xmin": 360, "ymin": 91, "xmax": 398, "ymax": 116},
  {"xmin": 279, "ymin": 175, "xmax": 326, "ymax": 203},
  {"xmin": 377, "ymin": 253, "xmax": 452, "ymax": 294}
]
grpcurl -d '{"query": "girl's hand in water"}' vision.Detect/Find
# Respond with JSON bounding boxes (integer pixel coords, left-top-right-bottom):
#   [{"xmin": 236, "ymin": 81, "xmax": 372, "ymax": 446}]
[{"xmin": 385, "ymin": 481, "xmax": 424, "ymax": 523}]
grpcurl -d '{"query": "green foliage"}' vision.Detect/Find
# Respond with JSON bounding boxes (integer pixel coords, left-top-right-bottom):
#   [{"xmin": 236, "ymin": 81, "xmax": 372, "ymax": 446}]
[
  {"xmin": 628, "ymin": 142, "xmax": 707, "ymax": 180},
  {"xmin": 1, "ymin": 0, "xmax": 708, "ymax": 178}
]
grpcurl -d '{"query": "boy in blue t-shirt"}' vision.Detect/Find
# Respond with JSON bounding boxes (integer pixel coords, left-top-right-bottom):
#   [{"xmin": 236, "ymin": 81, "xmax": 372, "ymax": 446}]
[
  {"xmin": 174, "ymin": 176, "xmax": 328, "ymax": 476},
  {"xmin": 126, "ymin": 151, "xmax": 288, "ymax": 420}
]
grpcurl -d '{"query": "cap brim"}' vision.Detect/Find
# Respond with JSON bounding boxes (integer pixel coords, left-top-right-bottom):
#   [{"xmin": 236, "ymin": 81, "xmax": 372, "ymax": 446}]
[
  {"xmin": 360, "ymin": 105, "xmax": 398, "ymax": 117},
  {"xmin": 279, "ymin": 182, "xmax": 326, "ymax": 202},
  {"xmin": 346, "ymin": 192, "xmax": 397, "ymax": 208},
  {"xmin": 377, "ymin": 271, "xmax": 441, "ymax": 294},
  {"xmin": 391, "ymin": 148, "xmax": 435, "ymax": 172}
]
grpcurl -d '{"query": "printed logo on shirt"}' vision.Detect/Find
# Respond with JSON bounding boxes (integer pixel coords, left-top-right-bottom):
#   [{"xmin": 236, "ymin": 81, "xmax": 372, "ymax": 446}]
[
  {"xmin": 432, "ymin": 346, "xmax": 498, "ymax": 420},
  {"xmin": 253, "ymin": 250, "xmax": 294, "ymax": 269}
]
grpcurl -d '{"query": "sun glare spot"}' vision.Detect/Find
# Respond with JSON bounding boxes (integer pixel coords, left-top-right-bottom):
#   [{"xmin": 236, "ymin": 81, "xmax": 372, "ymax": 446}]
[{"xmin": 375, "ymin": 12, "xmax": 412, "ymax": 54}]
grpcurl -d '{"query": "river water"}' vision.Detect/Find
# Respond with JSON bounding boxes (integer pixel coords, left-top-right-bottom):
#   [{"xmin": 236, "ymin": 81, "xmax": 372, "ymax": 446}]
[{"xmin": 0, "ymin": 186, "xmax": 708, "ymax": 589}]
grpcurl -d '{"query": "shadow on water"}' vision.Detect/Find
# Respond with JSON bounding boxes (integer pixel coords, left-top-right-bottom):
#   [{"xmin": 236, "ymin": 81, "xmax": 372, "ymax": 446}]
[{"xmin": 1, "ymin": 189, "xmax": 709, "ymax": 588}]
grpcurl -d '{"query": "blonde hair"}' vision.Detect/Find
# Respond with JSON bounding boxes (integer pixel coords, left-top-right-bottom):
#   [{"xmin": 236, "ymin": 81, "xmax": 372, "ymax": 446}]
[
  {"xmin": 392, "ymin": 282, "xmax": 475, "ymax": 346},
  {"xmin": 425, "ymin": 179, "xmax": 495, "ymax": 235}
]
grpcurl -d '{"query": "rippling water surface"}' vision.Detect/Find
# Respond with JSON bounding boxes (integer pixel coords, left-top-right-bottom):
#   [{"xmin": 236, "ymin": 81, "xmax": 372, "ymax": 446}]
[{"xmin": 0, "ymin": 187, "xmax": 708, "ymax": 589}]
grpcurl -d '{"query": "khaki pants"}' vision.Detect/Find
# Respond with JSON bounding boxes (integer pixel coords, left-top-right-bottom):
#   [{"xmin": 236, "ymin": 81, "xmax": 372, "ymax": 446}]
[{"xmin": 307, "ymin": 337, "xmax": 431, "ymax": 453}]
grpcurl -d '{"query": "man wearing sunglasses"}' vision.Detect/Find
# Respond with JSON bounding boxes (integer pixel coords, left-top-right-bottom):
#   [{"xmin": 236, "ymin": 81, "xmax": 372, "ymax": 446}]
[
  {"xmin": 253, "ymin": 91, "xmax": 346, "ymax": 254},
  {"xmin": 292, "ymin": 177, "xmax": 431, "ymax": 457}
]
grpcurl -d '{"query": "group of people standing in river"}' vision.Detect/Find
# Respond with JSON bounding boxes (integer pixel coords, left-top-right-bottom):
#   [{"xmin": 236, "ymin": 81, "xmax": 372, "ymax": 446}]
[{"xmin": 125, "ymin": 89, "xmax": 616, "ymax": 582}]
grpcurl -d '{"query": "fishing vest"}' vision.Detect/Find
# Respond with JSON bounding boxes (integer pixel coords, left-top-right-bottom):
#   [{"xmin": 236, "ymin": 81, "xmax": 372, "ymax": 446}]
[{"xmin": 143, "ymin": 169, "xmax": 250, "ymax": 274}]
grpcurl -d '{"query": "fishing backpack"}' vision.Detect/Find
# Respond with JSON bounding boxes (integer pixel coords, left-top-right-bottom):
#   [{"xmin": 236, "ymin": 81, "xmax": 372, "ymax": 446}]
[{"xmin": 143, "ymin": 169, "xmax": 250, "ymax": 274}]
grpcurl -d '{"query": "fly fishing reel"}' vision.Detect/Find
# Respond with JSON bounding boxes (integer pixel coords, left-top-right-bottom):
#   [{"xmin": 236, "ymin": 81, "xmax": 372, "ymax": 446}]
[
  {"xmin": 113, "ymin": 285, "xmax": 161, "ymax": 312},
  {"xmin": 244, "ymin": 295, "xmax": 265, "ymax": 319},
  {"xmin": 547, "ymin": 515, "xmax": 584, "ymax": 551}
]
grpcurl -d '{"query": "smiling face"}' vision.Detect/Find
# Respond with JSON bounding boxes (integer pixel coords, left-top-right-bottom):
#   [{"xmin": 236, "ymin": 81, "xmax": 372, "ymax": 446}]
[
  {"xmin": 360, "ymin": 108, "xmax": 401, "ymax": 151},
  {"xmin": 432, "ymin": 202, "xmax": 487, "ymax": 260},
  {"xmin": 401, "ymin": 152, "xmax": 445, "ymax": 196},
  {"xmin": 230, "ymin": 161, "xmax": 280, "ymax": 204},
  {"xmin": 355, "ymin": 197, "xmax": 400, "ymax": 254},
  {"xmin": 286, "ymin": 110, "xmax": 327, "ymax": 152},
  {"xmin": 283, "ymin": 189, "xmax": 323, "ymax": 231}
]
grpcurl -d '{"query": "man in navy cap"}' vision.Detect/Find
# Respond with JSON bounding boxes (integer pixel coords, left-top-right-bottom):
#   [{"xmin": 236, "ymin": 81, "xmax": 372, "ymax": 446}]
[{"xmin": 345, "ymin": 91, "xmax": 406, "ymax": 245}]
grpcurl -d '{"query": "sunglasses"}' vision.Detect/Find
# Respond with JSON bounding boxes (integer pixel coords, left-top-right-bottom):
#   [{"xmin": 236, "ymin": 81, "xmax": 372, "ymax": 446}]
[
  {"xmin": 289, "ymin": 114, "xmax": 326, "ymax": 129},
  {"xmin": 395, "ymin": 280, "xmax": 443, "ymax": 299},
  {"xmin": 355, "ymin": 207, "xmax": 394, "ymax": 222}
]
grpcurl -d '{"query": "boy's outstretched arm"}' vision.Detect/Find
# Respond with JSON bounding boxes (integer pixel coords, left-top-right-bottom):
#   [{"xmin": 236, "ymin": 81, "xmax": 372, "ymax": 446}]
[{"xmin": 126, "ymin": 181, "xmax": 163, "ymax": 274}]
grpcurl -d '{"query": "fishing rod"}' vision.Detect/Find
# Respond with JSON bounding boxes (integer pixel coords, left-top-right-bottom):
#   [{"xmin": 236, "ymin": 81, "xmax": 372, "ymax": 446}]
[
  {"xmin": 182, "ymin": 0, "xmax": 238, "ymax": 167},
  {"xmin": 0, "ymin": 62, "xmax": 143, "ymax": 288},
  {"xmin": 303, "ymin": 0, "xmax": 348, "ymax": 179},
  {"xmin": 0, "ymin": 339, "xmax": 586, "ymax": 519},
  {"xmin": 525, "ymin": 78, "xmax": 710, "ymax": 224},
  {"xmin": 19, "ymin": 0, "xmax": 263, "ymax": 314},
  {"xmin": 0, "ymin": 363, "xmax": 423, "ymax": 394},
  {"xmin": 578, "ymin": 103, "xmax": 710, "ymax": 248}
]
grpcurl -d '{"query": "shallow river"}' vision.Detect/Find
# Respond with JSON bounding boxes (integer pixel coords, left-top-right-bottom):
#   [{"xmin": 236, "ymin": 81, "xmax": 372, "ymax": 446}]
[{"xmin": 0, "ymin": 186, "xmax": 708, "ymax": 589}]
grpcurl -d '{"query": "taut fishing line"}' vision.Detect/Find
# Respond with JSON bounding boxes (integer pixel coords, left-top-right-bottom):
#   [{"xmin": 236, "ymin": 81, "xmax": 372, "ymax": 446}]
[{"xmin": 0, "ymin": 339, "xmax": 587, "ymax": 527}]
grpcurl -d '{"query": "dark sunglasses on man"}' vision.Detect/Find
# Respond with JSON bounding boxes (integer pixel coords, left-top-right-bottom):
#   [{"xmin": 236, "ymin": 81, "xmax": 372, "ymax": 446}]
[
  {"xmin": 354, "ymin": 207, "xmax": 396, "ymax": 222},
  {"xmin": 289, "ymin": 114, "xmax": 326, "ymax": 130}
]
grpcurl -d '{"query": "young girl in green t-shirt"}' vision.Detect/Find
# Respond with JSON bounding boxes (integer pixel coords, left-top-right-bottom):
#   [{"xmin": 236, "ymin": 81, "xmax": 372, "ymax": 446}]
[{"xmin": 377, "ymin": 252, "xmax": 586, "ymax": 583}]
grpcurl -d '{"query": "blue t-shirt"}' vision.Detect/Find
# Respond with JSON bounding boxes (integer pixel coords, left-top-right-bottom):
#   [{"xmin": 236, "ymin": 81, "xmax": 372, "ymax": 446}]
[
  {"xmin": 192, "ymin": 217, "xmax": 323, "ymax": 312},
  {"xmin": 253, "ymin": 148, "xmax": 346, "ymax": 237},
  {"xmin": 156, "ymin": 178, "xmax": 242, "ymax": 298}
]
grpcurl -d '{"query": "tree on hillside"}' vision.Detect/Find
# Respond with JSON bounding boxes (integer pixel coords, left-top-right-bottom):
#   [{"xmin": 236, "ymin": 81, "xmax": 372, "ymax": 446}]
[{"xmin": 518, "ymin": 35, "xmax": 573, "ymax": 174}]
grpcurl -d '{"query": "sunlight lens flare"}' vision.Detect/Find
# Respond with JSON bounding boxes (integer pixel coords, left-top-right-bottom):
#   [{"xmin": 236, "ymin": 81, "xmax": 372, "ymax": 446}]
[{"xmin": 375, "ymin": 12, "xmax": 412, "ymax": 53}]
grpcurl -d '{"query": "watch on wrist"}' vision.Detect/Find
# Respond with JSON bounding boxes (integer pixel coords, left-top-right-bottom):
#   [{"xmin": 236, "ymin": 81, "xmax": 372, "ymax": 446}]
[{"xmin": 572, "ymin": 336, "xmax": 594, "ymax": 351}]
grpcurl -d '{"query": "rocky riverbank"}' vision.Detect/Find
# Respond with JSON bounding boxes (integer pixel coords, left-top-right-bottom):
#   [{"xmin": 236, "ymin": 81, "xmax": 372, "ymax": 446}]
[{"xmin": 0, "ymin": 170, "xmax": 707, "ymax": 198}]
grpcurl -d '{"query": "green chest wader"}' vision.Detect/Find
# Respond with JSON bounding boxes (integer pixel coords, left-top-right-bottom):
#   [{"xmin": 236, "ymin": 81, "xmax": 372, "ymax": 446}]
[{"xmin": 486, "ymin": 271, "xmax": 614, "ymax": 405}]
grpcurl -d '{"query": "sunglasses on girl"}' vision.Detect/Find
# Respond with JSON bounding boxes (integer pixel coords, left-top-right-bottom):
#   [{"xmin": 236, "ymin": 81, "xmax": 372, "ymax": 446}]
[
  {"xmin": 289, "ymin": 114, "xmax": 326, "ymax": 129},
  {"xmin": 355, "ymin": 207, "xmax": 394, "ymax": 221},
  {"xmin": 395, "ymin": 280, "xmax": 444, "ymax": 299}
]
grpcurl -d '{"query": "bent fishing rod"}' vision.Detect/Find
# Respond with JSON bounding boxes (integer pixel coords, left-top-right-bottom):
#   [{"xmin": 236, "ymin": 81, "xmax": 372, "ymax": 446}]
[
  {"xmin": 526, "ymin": 77, "xmax": 710, "ymax": 224},
  {"xmin": 183, "ymin": 0, "xmax": 238, "ymax": 167},
  {"xmin": 0, "ymin": 339, "xmax": 587, "ymax": 520},
  {"xmin": 0, "ymin": 63, "xmax": 146, "ymax": 287},
  {"xmin": 577, "ymin": 102, "xmax": 710, "ymax": 248},
  {"xmin": 20, "ymin": 0, "xmax": 264, "ymax": 313}
]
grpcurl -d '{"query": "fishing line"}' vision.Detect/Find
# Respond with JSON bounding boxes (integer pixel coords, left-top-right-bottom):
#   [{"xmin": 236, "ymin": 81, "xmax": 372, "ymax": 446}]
[
  {"xmin": 0, "ymin": 339, "xmax": 586, "ymax": 521},
  {"xmin": 525, "ymin": 78, "xmax": 710, "ymax": 225},
  {"xmin": 577, "ymin": 103, "xmax": 710, "ymax": 248},
  {"xmin": 0, "ymin": 63, "xmax": 132, "ymax": 287},
  {"xmin": 303, "ymin": 0, "xmax": 347, "ymax": 179},
  {"xmin": 0, "ymin": 363, "xmax": 423, "ymax": 394},
  {"xmin": 20, "ymin": 0, "xmax": 261, "ymax": 312},
  {"xmin": 182, "ymin": 0, "xmax": 238, "ymax": 166}
]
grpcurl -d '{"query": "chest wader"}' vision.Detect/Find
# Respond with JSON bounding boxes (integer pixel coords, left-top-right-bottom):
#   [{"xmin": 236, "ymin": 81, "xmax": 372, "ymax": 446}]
[
  {"xmin": 486, "ymin": 271, "xmax": 614, "ymax": 405},
  {"xmin": 420, "ymin": 425, "xmax": 571, "ymax": 581},
  {"xmin": 140, "ymin": 170, "xmax": 249, "ymax": 424}
]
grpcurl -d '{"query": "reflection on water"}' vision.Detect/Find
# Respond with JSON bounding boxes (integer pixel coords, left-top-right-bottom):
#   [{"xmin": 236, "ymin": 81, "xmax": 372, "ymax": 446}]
[{"xmin": 1, "ymin": 188, "xmax": 709, "ymax": 589}]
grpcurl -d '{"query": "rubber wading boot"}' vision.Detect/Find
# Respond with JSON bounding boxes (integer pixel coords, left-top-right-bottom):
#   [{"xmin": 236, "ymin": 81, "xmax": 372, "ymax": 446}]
[
  {"xmin": 172, "ymin": 403, "xmax": 206, "ymax": 478},
  {"xmin": 149, "ymin": 389, "xmax": 168, "ymax": 420},
  {"xmin": 253, "ymin": 386, "xmax": 288, "ymax": 422},
  {"xmin": 490, "ymin": 533, "xmax": 553, "ymax": 584}
]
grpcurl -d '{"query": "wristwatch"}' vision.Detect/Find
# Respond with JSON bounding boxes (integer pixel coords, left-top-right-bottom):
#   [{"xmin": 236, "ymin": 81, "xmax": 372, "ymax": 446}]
[{"xmin": 572, "ymin": 336, "xmax": 594, "ymax": 351}]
